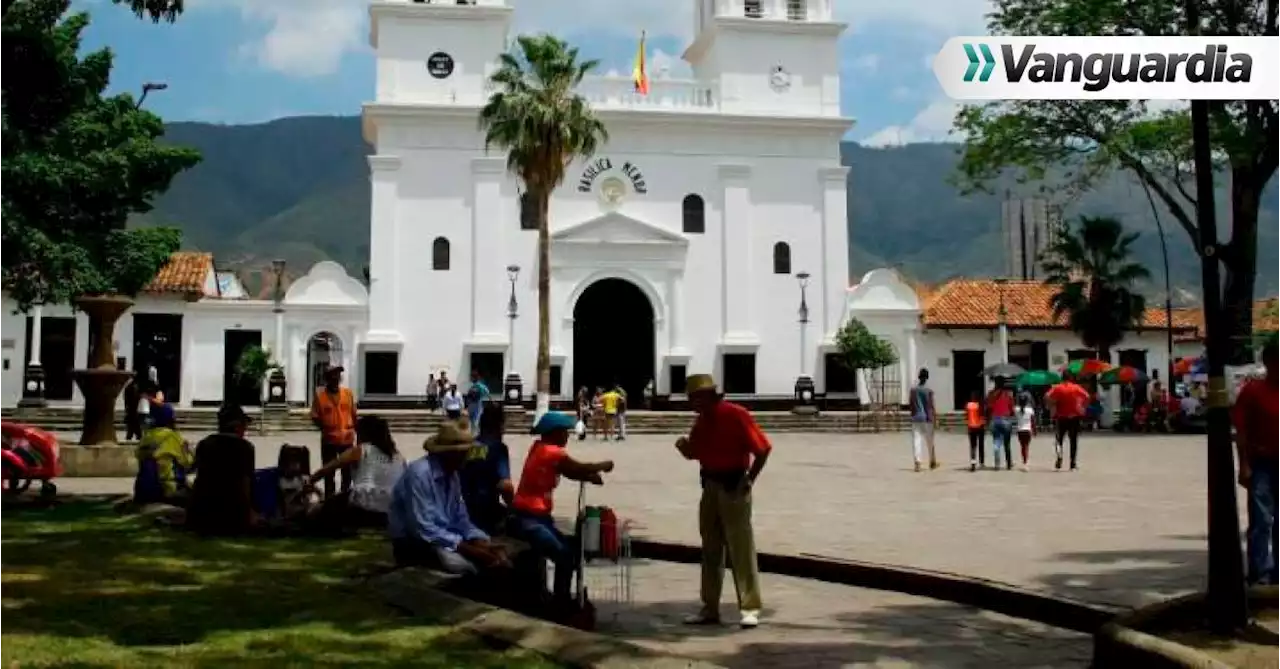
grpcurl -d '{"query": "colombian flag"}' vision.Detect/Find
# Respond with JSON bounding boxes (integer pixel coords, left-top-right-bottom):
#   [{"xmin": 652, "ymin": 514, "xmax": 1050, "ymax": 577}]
[{"xmin": 632, "ymin": 31, "xmax": 650, "ymax": 95}]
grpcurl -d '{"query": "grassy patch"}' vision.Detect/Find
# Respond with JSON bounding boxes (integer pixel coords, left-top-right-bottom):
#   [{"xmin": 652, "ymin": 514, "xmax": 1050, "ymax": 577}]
[{"xmin": 1, "ymin": 499, "xmax": 562, "ymax": 668}]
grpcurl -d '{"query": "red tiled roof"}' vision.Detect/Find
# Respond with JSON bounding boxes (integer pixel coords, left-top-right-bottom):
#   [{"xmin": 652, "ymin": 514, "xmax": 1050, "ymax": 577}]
[
  {"xmin": 143, "ymin": 252, "xmax": 212, "ymax": 295},
  {"xmin": 922, "ymin": 279, "xmax": 1199, "ymax": 332},
  {"xmin": 1171, "ymin": 298, "xmax": 1278, "ymax": 342}
]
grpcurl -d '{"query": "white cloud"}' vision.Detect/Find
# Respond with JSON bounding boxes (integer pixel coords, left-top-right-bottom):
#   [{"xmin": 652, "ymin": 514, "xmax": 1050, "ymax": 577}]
[
  {"xmin": 861, "ymin": 99, "xmax": 962, "ymax": 147},
  {"xmin": 193, "ymin": 0, "xmax": 990, "ymax": 78}
]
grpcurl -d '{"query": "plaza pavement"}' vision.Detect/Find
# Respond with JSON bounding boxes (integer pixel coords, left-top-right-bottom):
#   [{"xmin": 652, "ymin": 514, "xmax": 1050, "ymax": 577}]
[{"xmin": 53, "ymin": 428, "xmax": 1225, "ymax": 667}]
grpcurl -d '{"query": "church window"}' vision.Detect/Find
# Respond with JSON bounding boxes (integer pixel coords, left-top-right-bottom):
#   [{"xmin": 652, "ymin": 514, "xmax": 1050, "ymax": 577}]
[
  {"xmin": 519, "ymin": 192, "xmax": 537, "ymax": 230},
  {"xmin": 773, "ymin": 242, "xmax": 791, "ymax": 274},
  {"xmin": 432, "ymin": 237, "xmax": 450, "ymax": 271},
  {"xmin": 744, "ymin": 0, "xmax": 763, "ymax": 18},
  {"xmin": 786, "ymin": 0, "xmax": 806, "ymax": 20},
  {"xmin": 682, "ymin": 194, "xmax": 705, "ymax": 234}
]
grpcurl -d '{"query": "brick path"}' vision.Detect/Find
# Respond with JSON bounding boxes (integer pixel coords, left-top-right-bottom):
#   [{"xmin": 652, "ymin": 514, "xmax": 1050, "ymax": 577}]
[{"xmin": 55, "ymin": 428, "xmax": 1223, "ymax": 667}]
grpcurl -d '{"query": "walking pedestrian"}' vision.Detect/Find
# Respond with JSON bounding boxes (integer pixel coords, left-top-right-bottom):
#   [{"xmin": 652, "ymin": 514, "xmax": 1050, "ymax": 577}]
[
  {"xmin": 986, "ymin": 378, "xmax": 1015, "ymax": 471},
  {"xmin": 1015, "ymin": 394, "xmax": 1036, "ymax": 471},
  {"xmin": 599, "ymin": 386, "xmax": 622, "ymax": 441},
  {"xmin": 615, "ymin": 383, "xmax": 629, "ymax": 441},
  {"xmin": 441, "ymin": 384, "xmax": 464, "ymax": 420},
  {"xmin": 909, "ymin": 369, "xmax": 937, "ymax": 472},
  {"xmin": 426, "ymin": 373, "xmax": 438, "ymax": 413},
  {"xmin": 1234, "ymin": 339, "xmax": 1278, "ymax": 585},
  {"xmin": 675, "ymin": 374, "xmax": 770, "ymax": 629},
  {"xmin": 1045, "ymin": 373, "xmax": 1089, "ymax": 471},
  {"xmin": 965, "ymin": 390, "xmax": 985, "ymax": 471},
  {"xmin": 124, "ymin": 373, "xmax": 144, "ymax": 441}
]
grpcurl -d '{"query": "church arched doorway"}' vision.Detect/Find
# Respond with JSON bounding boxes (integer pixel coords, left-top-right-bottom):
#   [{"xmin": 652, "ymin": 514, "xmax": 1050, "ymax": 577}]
[
  {"xmin": 306, "ymin": 331, "xmax": 343, "ymax": 403},
  {"xmin": 572, "ymin": 278, "xmax": 655, "ymax": 401}
]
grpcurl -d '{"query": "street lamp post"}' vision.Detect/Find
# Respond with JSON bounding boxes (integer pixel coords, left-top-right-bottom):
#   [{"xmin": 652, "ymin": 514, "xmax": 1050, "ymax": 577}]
[
  {"xmin": 19, "ymin": 303, "xmax": 47, "ymax": 409},
  {"xmin": 793, "ymin": 271, "xmax": 817, "ymax": 414},
  {"xmin": 266, "ymin": 259, "xmax": 288, "ymax": 405},
  {"xmin": 503, "ymin": 264, "xmax": 523, "ymax": 409},
  {"xmin": 135, "ymin": 81, "xmax": 168, "ymax": 109}
]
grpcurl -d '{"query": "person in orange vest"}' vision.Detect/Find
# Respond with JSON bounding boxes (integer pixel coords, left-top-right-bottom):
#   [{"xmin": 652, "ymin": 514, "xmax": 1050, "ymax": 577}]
[{"xmin": 311, "ymin": 365, "xmax": 357, "ymax": 498}]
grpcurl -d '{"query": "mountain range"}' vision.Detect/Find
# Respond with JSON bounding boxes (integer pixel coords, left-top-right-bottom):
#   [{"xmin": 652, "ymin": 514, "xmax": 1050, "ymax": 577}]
[{"xmin": 139, "ymin": 115, "xmax": 1279, "ymax": 299}]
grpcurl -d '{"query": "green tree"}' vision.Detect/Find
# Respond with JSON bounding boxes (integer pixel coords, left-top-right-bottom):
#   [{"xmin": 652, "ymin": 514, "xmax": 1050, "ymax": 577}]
[
  {"xmin": 1041, "ymin": 217, "xmax": 1150, "ymax": 361},
  {"xmin": 2, "ymin": 0, "xmax": 181, "ymax": 21},
  {"xmin": 954, "ymin": 0, "xmax": 1277, "ymax": 365},
  {"xmin": 479, "ymin": 34, "xmax": 608, "ymax": 415},
  {"xmin": 834, "ymin": 318, "xmax": 899, "ymax": 373},
  {"xmin": 1, "ymin": 0, "xmax": 200, "ymax": 312}
]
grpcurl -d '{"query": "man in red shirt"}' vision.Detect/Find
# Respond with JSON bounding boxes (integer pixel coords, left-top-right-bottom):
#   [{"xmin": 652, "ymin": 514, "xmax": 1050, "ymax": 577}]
[
  {"xmin": 1233, "ymin": 339, "xmax": 1278, "ymax": 585},
  {"xmin": 1045, "ymin": 374, "xmax": 1090, "ymax": 471},
  {"xmin": 675, "ymin": 374, "xmax": 771, "ymax": 628}
]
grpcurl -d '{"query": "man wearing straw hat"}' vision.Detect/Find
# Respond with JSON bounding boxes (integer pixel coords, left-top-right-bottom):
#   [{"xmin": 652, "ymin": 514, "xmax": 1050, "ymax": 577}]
[
  {"xmin": 675, "ymin": 373, "xmax": 772, "ymax": 628},
  {"xmin": 387, "ymin": 419, "xmax": 509, "ymax": 574}
]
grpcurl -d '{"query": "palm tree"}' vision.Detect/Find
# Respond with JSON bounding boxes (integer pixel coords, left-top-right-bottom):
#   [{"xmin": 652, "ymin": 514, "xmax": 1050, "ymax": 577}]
[
  {"xmin": 1041, "ymin": 216, "xmax": 1150, "ymax": 361},
  {"xmin": 479, "ymin": 34, "xmax": 608, "ymax": 417}
]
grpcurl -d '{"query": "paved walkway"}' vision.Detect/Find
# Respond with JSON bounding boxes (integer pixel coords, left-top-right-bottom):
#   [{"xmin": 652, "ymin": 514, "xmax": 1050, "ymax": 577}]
[
  {"xmin": 586, "ymin": 560, "xmax": 1090, "ymax": 668},
  {"xmin": 55, "ymin": 429, "xmax": 1224, "ymax": 666}
]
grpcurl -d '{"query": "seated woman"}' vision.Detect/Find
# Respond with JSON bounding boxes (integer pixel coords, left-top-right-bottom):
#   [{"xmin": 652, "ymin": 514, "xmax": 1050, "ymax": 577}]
[
  {"xmin": 132, "ymin": 403, "xmax": 194, "ymax": 507},
  {"xmin": 509, "ymin": 412, "xmax": 614, "ymax": 605},
  {"xmin": 305, "ymin": 415, "xmax": 405, "ymax": 530}
]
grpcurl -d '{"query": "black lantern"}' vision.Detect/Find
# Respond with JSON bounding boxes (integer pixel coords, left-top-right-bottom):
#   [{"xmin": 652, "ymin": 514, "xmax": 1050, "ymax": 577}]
[
  {"xmin": 267, "ymin": 258, "xmax": 288, "ymax": 406},
  {"xmin": 793, "ymin": 271, "xmax": 817, "ymax": 414},
  {"xmin": 504, "ymin": 264, "xmax": 523, "ymax": 409},
  {"xmin": 19, "ymin": 363, "xmax": 47, "ymax": 409}
]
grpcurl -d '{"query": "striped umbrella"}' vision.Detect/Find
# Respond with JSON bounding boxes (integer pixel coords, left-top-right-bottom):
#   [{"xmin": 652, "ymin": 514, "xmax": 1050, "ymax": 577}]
[
  {"xmin": 1016, "ymin": 369, "xmax": 1063, "ymax": 387},
  {"xmin": 1172, "ymin": 356, "xmax": 1202, "ymax": 376},
  {"xmin": 1099, "ymin": 366, "xmax": 1148, "ymax": 385}
]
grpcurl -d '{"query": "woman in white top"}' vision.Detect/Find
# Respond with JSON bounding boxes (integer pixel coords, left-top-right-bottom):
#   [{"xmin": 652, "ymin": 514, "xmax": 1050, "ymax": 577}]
[
  {"xmin": 306, "ymin": 415, "xmax": 406, "ymax": 528},
  {"xmin": 1014, "ymin": 394, "xmax": 1037, "ymax": 471}
]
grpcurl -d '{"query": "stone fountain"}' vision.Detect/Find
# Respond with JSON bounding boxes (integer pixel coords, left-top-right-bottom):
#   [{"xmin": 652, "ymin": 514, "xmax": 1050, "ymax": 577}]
[{"xmin": 71, "ymin": 295, "xmax": 135, "ymax": 446}]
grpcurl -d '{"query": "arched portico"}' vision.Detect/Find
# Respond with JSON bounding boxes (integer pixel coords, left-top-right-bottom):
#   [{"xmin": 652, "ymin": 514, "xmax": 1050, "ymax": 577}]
[{"xmin": 568, "ymin": 274, "xmax": 659, "ymax": 400}]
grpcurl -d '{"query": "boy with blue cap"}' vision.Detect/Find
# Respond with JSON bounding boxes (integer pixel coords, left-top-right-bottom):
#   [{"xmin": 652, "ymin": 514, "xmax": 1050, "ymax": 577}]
[{"xmin": 510, "ymin": 412, "xmax": 615, "ymax": 605}]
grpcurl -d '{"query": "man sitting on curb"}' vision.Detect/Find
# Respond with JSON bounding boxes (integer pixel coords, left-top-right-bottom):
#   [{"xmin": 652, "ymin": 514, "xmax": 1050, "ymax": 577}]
[{"xmin": 388, "ymin": 419, "xmax": 509, "ymax": 575}]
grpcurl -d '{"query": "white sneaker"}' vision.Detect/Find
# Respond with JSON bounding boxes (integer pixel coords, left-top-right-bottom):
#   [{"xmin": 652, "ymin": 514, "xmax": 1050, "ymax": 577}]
[{"xmin": 739, "ymin": 610, "xmax": 760, "ymax": 628}]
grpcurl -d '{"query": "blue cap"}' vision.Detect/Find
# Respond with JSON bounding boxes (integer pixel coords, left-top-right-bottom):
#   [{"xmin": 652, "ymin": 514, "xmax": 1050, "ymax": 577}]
[{"xmin": 530, "ymin": 412, "xmax": 576, "ymax": 435}]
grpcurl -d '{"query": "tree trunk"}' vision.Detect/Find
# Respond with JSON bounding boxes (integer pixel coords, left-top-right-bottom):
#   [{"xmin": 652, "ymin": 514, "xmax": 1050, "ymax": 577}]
[
  {"xmin": 534, "ymin": 186, "xmax": 551, "ymax": 419},
  {"xmin": 1222, "ymin": 170, "xmax": 1261, "ymax": 365}
]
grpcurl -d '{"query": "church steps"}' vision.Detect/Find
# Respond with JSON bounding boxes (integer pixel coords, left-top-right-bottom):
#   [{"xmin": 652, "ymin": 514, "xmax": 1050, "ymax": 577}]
[{"xmin": 3, "ymin": 407, "xmax": 966, "ymax": 434}]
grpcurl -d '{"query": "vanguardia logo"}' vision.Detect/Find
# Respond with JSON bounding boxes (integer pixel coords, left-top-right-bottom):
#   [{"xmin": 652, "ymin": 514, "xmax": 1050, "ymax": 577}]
[
  {"xmin": 963, "ymin": 43, "xmax": 996, "ymax": 82},
  {"xmin": 934, "ymin": 37, "xmax": 1277, "ymax": 101}
]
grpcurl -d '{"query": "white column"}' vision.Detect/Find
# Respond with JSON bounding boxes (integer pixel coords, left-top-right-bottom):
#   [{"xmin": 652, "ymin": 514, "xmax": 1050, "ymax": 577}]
[
  {"xmin": 856, "ymin": 368, "xmax": 869, "ymax": 404},
  {"xmin": 666, "ymin": 272, "xmax": 684, "ymax": 351},
  {"xmin": 819, "ymin": 166, "xmax": 850, "ymax": 338},
  {"xmin": 367, "ymin": 155, "xmax": 402, "ymax": 335},
  {"xmin": 273, "ymin": 310, "xmax": 284, "ymax": 359},
  {"xmin": 998, "ymin": 324, "xmax": 1010, "ymax": 363},
  {"xmin": 28, "ymin": 304, "xmax": 44, "ymax": 365},
  {"xmin": 907, "ymin": 328, "xmax": 919, "ymax": 377},
  {"xmin": 471, "ymin": 157, "xmax": 506, "ymax": 336},
  {"xmin": 179, "ymin": 320, "xmax": 194, "ymax": 407},
  {"xmin": 768, "ymin": 0, "xmax": 786, "ymax": 18},
  {"xmin": 718, "ymin": 164, "xmax": 753, "ymax": 337}
]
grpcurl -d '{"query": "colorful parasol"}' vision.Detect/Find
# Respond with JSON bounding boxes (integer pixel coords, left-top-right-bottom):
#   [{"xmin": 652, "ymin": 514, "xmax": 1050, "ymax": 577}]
[
  {"xmin": 981, "ymin": 362, "xmax": 1026, "ymax": 378},
  {"xmin": 1061, "ymin": 359, "xmax": 1113, "ymax": 377},
  {"xmin": 1016, "ymin": 369, "xmax": 1063, "ymax": 387},
  {"xmin": 1172, "ymin": 356, "xmax": 1201, "ymax": 376},
  {"xmin": 1099, "ymin": 365, "xmax": 1148, "ymax": 385}
]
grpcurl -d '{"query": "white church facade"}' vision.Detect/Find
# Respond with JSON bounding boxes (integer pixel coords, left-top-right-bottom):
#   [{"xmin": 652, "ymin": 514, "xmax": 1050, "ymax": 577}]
[{"xmin": 361, "ymin": 0, "xmax": 852, "ymax": 400}]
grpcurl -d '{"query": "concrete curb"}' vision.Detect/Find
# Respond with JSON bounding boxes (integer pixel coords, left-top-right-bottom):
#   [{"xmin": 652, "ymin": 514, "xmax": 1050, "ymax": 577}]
[
  {"xmin": 1092, "ymin": 585, "xmax": 1279, "ymax": 668},
  {"xmin": 629, "ymin": 539, "xmax": 1120, "ymax": 634},
  {"xmin": 370, "ymin": 568, "xmax": 722, "ymax": 669}
]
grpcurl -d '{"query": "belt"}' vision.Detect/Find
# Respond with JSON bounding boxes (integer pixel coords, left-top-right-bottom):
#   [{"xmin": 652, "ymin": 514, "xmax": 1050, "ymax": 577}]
[{"xmin": 700, "ymin": 469, "xmax": 747, "ymax": 489}]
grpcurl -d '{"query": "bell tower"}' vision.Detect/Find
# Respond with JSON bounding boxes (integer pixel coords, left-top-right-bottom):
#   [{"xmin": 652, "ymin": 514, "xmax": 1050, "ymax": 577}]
[
  {"xmin": 684, "ymin": 0, "xmax": 845, "ymax": 117},
  {"xmin": 368, "ymin": 0, "xmax": 513, "ymax": 107}
]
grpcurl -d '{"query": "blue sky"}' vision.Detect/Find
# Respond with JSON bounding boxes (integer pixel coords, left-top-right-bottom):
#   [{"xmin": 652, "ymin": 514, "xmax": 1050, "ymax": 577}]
[{"xmin": 78, "ymin": 0, "xmax": 990, "ymax": 144}]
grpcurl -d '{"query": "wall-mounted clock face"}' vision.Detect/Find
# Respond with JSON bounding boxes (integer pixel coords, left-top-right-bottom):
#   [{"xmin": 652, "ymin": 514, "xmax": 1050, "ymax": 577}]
[{"xmin": 770, "ymin": 65, "xmax": 792, "ymax": 92}]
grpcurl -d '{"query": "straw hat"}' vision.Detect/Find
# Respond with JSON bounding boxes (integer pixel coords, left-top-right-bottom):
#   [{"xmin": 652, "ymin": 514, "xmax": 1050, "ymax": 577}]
[
  {"xmin": 423, "ymin": 419, "xmax": 476, "ymax": 453},
  {"xmin": 685, "ymin": 374, "xmax": 717, "ymax": 395}
]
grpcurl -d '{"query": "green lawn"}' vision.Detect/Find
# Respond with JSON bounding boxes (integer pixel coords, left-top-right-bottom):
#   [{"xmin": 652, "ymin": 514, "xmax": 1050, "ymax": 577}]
[{"xmin": 1, "ymin": 499, "xmax": 562, "ymax": 668}]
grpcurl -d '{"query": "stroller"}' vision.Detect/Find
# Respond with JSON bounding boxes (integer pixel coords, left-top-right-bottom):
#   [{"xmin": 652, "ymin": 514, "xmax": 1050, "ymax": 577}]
[
  {"xmin": 1, "ymin": 422, "xmax": 62, "ymax": 498},
  {"xmin": 564, "ymin": 482, "xmax": 634, "ymax": 631}
]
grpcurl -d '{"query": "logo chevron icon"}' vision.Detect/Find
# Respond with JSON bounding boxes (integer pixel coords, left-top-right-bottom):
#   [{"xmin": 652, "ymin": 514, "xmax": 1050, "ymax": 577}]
[{"xmin": 962, "ymin": 43, "xmax": 996, "ymax": 82}]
